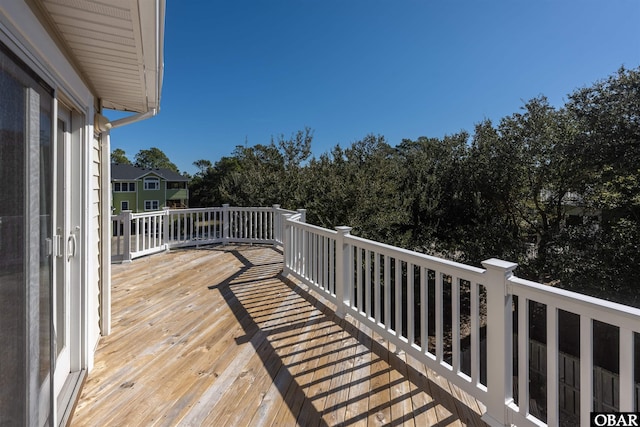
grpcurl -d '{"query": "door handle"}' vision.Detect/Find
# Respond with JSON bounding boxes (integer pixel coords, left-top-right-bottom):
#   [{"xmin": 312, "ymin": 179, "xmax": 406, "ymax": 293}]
[
  {"xmin": 67, "ymin": 234, "xmax": 76, "ymax": 261},
  {"xmin": 67, "ymin": 227, "xmax": 79, "ymax": 261}
]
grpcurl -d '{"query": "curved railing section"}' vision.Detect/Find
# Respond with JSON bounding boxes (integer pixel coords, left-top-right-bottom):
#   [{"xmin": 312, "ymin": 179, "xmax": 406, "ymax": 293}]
[{"xmin": 110, "ymin": 204, "xmax": 300, "ymax": 262}]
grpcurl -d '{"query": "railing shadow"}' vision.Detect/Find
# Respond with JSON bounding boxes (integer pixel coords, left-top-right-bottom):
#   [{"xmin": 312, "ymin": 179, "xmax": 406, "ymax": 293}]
[{"xmin": 208, "ymin": 245, "xmax": 486, "ymax": 426}]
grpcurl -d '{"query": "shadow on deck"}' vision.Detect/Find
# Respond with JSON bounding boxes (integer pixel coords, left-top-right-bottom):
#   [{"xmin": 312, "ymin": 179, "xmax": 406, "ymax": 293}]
[{"xmin": 71, "ymin": 245, "xmax": 486, "ymax": 426}]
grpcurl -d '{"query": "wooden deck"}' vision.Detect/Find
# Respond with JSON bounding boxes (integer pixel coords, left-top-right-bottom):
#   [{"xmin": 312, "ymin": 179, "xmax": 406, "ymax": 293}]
[{"xmin": 71, "ymin": 245, "xmax": 487, "ymax": 426}]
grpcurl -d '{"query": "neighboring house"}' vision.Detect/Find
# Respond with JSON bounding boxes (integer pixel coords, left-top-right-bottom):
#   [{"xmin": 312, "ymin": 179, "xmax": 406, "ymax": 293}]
[
  {"xmin": 539, "ymin": 190, "xmax": 601, "ymax": 227},
  {"xmin": 562, "ymin": 191, "xmax": 601, "ymax": 227},
  {"xmin": 0, "ymin": 1, "xmax": 164, "ymax": 425},
  {"xmin": 111, "ymin": 164, "xmax": 189, "ymax": 214}
]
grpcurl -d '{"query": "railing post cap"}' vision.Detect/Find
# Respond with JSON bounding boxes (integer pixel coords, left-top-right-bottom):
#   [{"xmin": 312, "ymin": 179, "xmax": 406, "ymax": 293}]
[
  {"xmin": 297, "ymin": 208, "xmax": 307, "ymax": 213},
  {"xmin": 481, "ymin": 258, "xmax": 518, "ymax": 272},
  {"xmin": 222, "ymin": 203, "xmax": 230, "ymax": 207},
  {"xmin": 335, "ymin": 226, "xmax": 352, "ymax": 234},
  {"xmin": 272, "ymin": 204, "xmax": 281, "ymax": 209}
]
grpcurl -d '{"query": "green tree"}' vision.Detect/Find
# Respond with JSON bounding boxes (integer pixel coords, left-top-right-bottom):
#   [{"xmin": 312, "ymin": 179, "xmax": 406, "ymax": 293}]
[
  {"xmin": 567, "ymin": 66, "xmax": 640, "ymax": 221},
  {"xmin": 299, "ymin": 147, "xmax": 348, "ymax": 228},
  {"xmin": 335, "ymin": 135, "xmax": 400, "ymax": 241},
  {"xmin": 134, "ymin": 147, "xmax": 178, "ymax": 172},
  {"xmin": 111, "ymin": 148, "xmax": 131, "ymax": 165},
  {"xmin": 214, "ymin": 129, "xmax": 315, "ymax": 209},
  {"xmin": 495, "ymin": 97, "xmax": 580, "ymax": 278},
  {"xmin": 463, "ymin": 120, "xmax": 524, "ymax": 263},
  {"xmin": 274, "ymin": 127, "xmax": 313, "ymax": 208},
  {"xmin": 218, "ymin": 143, "xmax": 285, "ymax": 207},
  {"xmin": 395, "ymin": 132, "xmax": 472, "ymax": 256},
  {"xmin": 193, "ymin": 159, "xmax": 212, "ymax": 176},
  {"xmin": 189, "ymin": 156, "xmax": 241, "ymax": 207},
  {"xmin": 549, "ymin": 66, "xmax": 640, "ymax": 304},
  {"xmin": 276, "ymin": 127, "xmax": 313, "ymax": 171},
  {"xmin": 300, "ymin": 136, "xmax": 396, "ymax": 238}
]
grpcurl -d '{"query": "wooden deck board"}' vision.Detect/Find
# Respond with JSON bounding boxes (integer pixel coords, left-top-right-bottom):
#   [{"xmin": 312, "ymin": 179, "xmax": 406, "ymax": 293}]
[{"xmin": 71, "ymin": 245, "xmax": 487, "ymax": 426}]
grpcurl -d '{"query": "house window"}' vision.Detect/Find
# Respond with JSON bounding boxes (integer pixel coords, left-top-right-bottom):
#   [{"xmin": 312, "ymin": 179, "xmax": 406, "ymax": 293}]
[
  {"xmin": 121, "ymin": 201, "xmax": 129, "ymax": 211},
  {"xmin": 114, "ymin": 182, "xmax": 135, "ymax": 192},
  {"xmin": 144, "ymin": 200, "xmax": 159, "ymax": 211},
  {"xmin": 566, "ymin": 215, "xmax": 583, "ymax": 227},
  {"xmin": 144, "ymin": 177, "xmax": 160, "ymax": 190}
]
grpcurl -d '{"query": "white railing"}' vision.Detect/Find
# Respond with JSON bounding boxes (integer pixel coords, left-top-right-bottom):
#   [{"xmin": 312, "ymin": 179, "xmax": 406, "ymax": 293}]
[
  {"xmin": 110, "ymin": 205, "xmax": 640, "ymax": 426},
  {"xmin": 505, "ymin": 276, "xmax": 640, "ymax": 426},
  {"xmin": 281, "ymin": 215, "xmax": 640, "ymax": 427},
  {"xmin": 110, "ymin": 204, "xmax": 299, "ymax": 262},
  {"xmin": 111, "ymin": 210, "xmax": 167, "ymax": 261}
]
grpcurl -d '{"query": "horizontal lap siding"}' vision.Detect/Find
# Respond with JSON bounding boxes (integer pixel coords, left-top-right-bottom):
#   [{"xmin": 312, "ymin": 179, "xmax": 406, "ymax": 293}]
[{"xmin": 90, "ymin": 135, "xmax": 101, "ymax": 348}]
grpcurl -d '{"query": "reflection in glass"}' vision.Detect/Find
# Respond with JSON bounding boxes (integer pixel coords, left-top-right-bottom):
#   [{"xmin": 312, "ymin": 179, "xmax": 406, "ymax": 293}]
[{"xmin": 0, "ymin": 42, "xmax": 53, "ymax": 425}]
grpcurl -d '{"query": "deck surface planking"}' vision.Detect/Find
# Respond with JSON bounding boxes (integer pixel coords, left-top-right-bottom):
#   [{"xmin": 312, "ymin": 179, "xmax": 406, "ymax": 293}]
[{"xmin": 71, "ymin": 245, "xmax": 487, "ymax": 426}]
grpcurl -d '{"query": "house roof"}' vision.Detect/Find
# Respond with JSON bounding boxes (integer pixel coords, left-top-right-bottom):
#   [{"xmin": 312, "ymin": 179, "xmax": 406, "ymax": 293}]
[
  {"xmin": 111, "ymin": 163, "xmax": 188, "ymax": 182},
  {"xmin": 31, "ymin": 0, "xmax": 165, "ymax": 114}
]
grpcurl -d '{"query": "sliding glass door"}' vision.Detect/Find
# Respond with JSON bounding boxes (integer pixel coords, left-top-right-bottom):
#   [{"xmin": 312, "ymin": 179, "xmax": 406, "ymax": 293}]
[
  {"xmin": 0, "ymin": 42, "xmax": 54, "ymax": 426},
  {"xmin": 53, "ymin": 103, "xmax": 83, "ymax": 415}
]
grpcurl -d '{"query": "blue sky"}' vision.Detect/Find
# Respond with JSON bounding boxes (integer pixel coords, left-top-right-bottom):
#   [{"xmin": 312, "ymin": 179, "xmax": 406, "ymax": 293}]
[{"xmin": 107, "ymin": 0, "xmax": 640, "ymax": 175}]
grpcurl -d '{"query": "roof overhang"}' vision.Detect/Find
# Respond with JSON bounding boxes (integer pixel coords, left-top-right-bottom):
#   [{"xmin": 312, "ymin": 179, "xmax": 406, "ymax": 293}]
[{"xmin": 32, "ymin": 0, "xmax": 165, "ymax": 114}]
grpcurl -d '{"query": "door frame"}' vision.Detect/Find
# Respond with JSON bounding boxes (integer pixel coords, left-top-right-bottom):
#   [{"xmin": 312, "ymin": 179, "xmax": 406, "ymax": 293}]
[
  {"xmin": 54, "ymin": 102, "xmax": 70, "ymax": 396},
  {"xmin": 52, "ymin": 98, "xmax": 86, "ymax": 425}
]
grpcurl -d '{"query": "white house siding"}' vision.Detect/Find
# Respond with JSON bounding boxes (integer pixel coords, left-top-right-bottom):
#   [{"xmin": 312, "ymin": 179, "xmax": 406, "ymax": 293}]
[
  {"xmin": 90, "ymin": 131, "xmax": 102, "ymax": 355},
  {"xmin": 100, "ymin": 132, "xmax": 112, "ymax": 335}
]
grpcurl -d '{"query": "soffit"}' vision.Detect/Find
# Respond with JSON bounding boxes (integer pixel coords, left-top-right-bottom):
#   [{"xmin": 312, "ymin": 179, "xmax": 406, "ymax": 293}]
[{"xmin": 38, "ymin": 0, "xmax": 164, "ymax": 113}]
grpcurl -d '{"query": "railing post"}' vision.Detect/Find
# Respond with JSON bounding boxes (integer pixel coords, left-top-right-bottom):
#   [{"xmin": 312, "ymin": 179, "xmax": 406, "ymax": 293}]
[
  {"xmin": 297, "ymin": 209, "xmax": 307, "ymax": 223},
  {"xmin": 222, "ymin": 204, "xmax": 230, "ymax": 245},
  {"xmin": 272, "ymin": 204, "xmax": 281, "ymax": 244},
  {"xmin": 481, "ymin": 258, "xmax": 518, "ymax": 427},
  {"xmin": 334, "ymin": 226, "xmax": 352, "ymax": 319},
  {"xmin": 122, "ymin": 210, "xmax": 133, "ymax": 263},
  {"xmin": 619, "ymin": 326, "xmax": 634, "ymax": 411},
  {"xmin": 162, "ymin": 207, "xmax": 171, "ymax": 251},
  {"xmin": 282, "ymin": 213, "xmax": 293, "ymax": 275}
]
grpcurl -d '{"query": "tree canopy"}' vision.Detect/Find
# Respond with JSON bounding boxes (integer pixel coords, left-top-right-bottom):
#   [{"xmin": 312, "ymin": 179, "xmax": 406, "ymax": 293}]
[
  {"xmin": 111, "ymin": 148, "xmax": 131, "ymax": 165},
  {"xmin": 134, "ymin": 147, "xmax": 179, "ymax": 172},
  {"xmin": 187, "ymin": 66, "xmax": 640, "ymax": 307}
]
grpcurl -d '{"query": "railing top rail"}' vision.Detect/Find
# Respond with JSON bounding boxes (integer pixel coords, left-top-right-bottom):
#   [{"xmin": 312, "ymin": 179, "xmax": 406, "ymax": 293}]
[
  {"xmin": 167, "ymin": 207, "xmax": 221, "ymax": 214},
  {"xmin": 509, "ymin": 276, "xmax": 640, "ymax": 330},
  {"xmin": 285, "ymin": 217, "xmax": 338, "ymax": 238},
  {"xmin": 127, "ymin": 206, "xmax": 293, "ymax": 218},
  {"xmin": 130, "ymin": 211, "xmax": 167, "ymax": 219},
  {"xmin": 275, "ymin": 207, "xmax": 299, "ymax": 215},
  {"xmin": 227, "ymin": 206, "xmax": 275, "ymax": 212},
  {"xmin": 164, "ymin": 206, "xmax": 283, "ymax": 215},
  {"xmin": 346, "ymin": 234, "xmax": 486, "ymax": 280}
]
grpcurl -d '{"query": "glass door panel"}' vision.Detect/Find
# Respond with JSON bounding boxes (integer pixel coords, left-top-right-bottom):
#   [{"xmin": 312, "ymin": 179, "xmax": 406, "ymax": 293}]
[
  {"xmin": 54, "ymin": 106, "xmax": 72, "ymax": 398},
  {"xmin": 0, "ymin": 44, "xmax": 28, "ymax": 426},
  {"xmin": 0, "ymin": 41, "xmax": 53, "ymax": 426}
]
